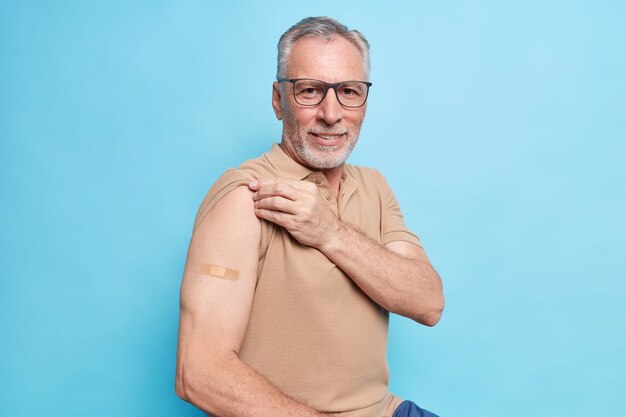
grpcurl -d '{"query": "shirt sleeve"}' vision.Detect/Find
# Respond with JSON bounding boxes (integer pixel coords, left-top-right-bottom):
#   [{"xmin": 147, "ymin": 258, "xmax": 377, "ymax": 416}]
[
  {"xmin": 192, "ymin": 168, "xmax": 275, "ymax": 277},
  {"xmin": 378, "ymin": 171, "xmax": 423, "ymax": 247},
  {"xmin": 193, "ymin": 168, "xmax": 254, "ymax": 233}
]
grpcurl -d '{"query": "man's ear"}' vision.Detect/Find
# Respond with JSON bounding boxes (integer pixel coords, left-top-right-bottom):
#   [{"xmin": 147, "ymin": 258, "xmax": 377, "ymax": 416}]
[{"xmin": 272, "ymin": 82, "xmax": 283, "ymax": 120}]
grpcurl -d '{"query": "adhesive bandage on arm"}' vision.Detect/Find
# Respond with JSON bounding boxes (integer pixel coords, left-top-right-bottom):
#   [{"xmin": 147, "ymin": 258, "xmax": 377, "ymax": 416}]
[{"xmin": 196, "ymin": 263, "xmax": 240, "ymax": 281}]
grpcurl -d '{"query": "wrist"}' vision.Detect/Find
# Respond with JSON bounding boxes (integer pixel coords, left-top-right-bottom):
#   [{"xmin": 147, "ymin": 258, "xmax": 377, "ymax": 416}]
[{"xmin": 318, "ymin": 218, "xmax": 346, "ymax": 254}]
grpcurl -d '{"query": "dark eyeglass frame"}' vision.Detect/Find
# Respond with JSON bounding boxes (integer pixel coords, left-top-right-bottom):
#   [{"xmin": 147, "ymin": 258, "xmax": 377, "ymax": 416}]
[{"xmin": 277, "ymin": 78, "xmax": 373, "ymax": 108}]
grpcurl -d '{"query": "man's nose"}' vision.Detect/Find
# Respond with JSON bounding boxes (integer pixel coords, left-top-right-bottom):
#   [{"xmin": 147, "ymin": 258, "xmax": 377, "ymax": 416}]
[{"xmin": 316, "ymin": 87, "xmax": 343, "ymax": 125}]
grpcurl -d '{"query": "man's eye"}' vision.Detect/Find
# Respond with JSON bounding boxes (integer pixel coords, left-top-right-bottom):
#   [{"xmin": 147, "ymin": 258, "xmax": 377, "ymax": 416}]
[
  {"xmin": 341, "ymin": 87, "xmax": 363, "ymax": 97},
  {"xmin": 298, "ymin": 86, "xmax": 323, "ymax": 97}
]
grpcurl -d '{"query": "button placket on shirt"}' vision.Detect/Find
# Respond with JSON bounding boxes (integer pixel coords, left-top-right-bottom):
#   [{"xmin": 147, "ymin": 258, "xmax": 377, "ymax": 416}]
[{"xmin": 307, "ymin": 173, "xmax": 337, "ymax": 214}]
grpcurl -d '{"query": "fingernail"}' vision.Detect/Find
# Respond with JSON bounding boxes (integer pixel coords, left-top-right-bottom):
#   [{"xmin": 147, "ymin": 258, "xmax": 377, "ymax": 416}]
[{"xmin": 249, "ymin": 180, "xmax": 257, "ymax": 188}]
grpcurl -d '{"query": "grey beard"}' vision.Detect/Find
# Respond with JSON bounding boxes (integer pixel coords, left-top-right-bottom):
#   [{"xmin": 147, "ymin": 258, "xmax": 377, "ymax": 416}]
[{"xmin": 295, "ymin": 128, "xmax": 359, "ymax": 169}]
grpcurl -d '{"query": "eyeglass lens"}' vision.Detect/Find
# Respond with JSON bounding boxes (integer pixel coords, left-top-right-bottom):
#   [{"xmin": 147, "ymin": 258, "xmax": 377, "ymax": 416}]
[{"xmin": 292, "ymin": 79, "xmax": 369, "ymax": 107}]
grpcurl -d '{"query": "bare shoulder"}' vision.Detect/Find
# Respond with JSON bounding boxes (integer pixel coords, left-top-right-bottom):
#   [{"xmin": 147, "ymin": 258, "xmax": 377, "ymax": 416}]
[
  {"xmin": 195, "ymin": 185, "xmax": 259, "ymax": 234},
  {"xmin": 185, "ymin": 185, "xmax": 260, "ymax": 292}
]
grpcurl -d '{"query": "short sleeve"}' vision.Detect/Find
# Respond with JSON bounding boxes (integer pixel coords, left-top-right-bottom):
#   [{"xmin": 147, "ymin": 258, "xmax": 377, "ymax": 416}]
[
  {"xmin": 192, "ymin": 168, "xmax": 254, "ymax": 233},
  {"xmin": 378, "ymin": 172, "xmax": 422, "ymax": 248},
  {"xmin": 191, "ymin": 168, "xmax": 275, "ymax": 273}
]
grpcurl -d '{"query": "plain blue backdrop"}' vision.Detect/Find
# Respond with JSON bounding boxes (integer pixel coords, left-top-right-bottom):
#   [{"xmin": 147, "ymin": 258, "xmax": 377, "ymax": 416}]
[{"xmin": 1, "ymin": 1, "xmax": 625, "ymax": 416}]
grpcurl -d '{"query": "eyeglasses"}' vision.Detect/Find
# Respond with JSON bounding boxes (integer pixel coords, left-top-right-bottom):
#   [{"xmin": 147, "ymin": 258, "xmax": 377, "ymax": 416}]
[{"xmin": 277, "ymin": 78, "xmax": 372, "ymax": 108}]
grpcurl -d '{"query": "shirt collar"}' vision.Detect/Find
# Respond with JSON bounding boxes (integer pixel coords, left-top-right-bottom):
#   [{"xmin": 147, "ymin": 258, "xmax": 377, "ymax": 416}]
[
  {"xmin": 264, "ymin": 143, "xmax": 314, "ymax": 180},
  {"xmin": 263, "ymin": 143, "xmax": 356, "ymax": 189}
]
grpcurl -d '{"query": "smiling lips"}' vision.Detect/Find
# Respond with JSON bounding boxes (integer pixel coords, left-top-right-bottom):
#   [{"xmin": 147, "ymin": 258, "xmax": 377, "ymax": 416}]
[{"xmin": 310, "ymin": 131, "xmax": 346, "ymax": 146}]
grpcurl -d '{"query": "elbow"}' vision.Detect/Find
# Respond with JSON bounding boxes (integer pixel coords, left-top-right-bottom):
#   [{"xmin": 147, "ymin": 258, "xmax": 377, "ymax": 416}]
[
  {"xmin": 175, "ymin": 368, "xmax": 190, "ymax": 402},
  {"xmin": 419, "ymin": 307, "xmax": 443, "ymax": 327},
  {"xmin": 175, "ymin": 351, "xmax": 238, "ymax": 409},
  {"xmin": 421, "ymin": 275, "xmax": 445, "ymax": 326},
  {"xmin": 174, "ymin": 357, "xmax": 204, "ymax": 404},
  {"xmin": 414, "ymin": 293, "xmax": 445, "ymax": 327},
  {"xmin": 399, "ymin": 301, "xmax": 443, "ymax": 326}
]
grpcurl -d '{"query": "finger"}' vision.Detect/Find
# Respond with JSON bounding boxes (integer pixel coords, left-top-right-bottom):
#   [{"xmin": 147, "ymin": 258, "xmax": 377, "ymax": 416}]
[
  {"xmin": 249, "ymin": 177, "xmax": 310, "ymax": 192},
  {"xmin": 248, "ymin": 178, "xmax": 282, "ymax": 191},
  {"xmin": 253, "ymin": 196, "xmax": 297, "ymax": 214},
  {"xmin": 253, "ymin": 207, "xmax": 292, "ymax": 227},
  {"xmin": 251, "ymin": 181, "xmax": 299, "ymax": 201},
  {"xmin": 279, "ymin": 177, "xmax": 316, "ymax": 191}
]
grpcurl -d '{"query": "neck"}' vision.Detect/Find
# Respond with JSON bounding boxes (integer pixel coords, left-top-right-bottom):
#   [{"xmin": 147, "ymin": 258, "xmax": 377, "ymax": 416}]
[{"xmin": 279, "ymin": 142, "xmax": 345, "ymax": 196}]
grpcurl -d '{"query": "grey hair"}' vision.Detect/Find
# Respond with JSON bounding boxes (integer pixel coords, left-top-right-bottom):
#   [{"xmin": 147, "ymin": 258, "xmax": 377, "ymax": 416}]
[{"xmin": 276, "ymin": 16, "xmax": 370, "ymax": 80}]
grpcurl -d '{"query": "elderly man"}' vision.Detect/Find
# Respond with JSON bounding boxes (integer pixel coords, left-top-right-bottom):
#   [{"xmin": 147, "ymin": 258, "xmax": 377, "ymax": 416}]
[{"xmin": 175, "ymin": 16, "xmax": 444, "ymax": 417}]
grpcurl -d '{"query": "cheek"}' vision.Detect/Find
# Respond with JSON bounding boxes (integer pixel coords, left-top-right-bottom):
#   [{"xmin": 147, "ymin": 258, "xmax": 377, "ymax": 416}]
[
  {"xmin": 280, "ymin": 103, "xmax": 298, "ymax": 129},
  {"xmin": 287, "ymin": 108, "xmax": 317, "ymax": 128},
  {"xmin": 348, "ymin": 111, "xmax": 366, "ymax": 129}
]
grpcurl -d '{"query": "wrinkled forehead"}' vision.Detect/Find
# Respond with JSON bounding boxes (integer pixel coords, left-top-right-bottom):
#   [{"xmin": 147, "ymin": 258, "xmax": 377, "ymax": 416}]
[{"xmin": 286, "ymin": 35, "xmax": 368, "ymax": 82}]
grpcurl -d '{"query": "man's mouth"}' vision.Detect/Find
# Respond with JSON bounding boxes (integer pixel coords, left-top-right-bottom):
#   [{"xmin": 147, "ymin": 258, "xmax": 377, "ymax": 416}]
[{"xmin": 310, "ymin": 131, "xmax": 346, "ymax": 146}]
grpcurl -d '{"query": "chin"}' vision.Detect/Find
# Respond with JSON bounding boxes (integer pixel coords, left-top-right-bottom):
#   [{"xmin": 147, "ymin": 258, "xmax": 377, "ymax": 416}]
[
  {"xmin": 285, "ymin": 127, "xmax": 359, "ymax": 170},
  {"xmin": 301, "ymin": 143, "xmax": 354, "ymax": 169}
]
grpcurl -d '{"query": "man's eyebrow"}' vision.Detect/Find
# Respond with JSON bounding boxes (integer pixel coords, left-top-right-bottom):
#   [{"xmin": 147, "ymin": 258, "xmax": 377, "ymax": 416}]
[{"xmin": 195, "ymin": 263, "xmax": 240, "ymax": 281}]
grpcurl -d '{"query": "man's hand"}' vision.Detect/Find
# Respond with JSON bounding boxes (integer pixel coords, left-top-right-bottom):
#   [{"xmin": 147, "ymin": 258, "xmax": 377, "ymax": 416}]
[
  {"xmin": 249, "ymin": 178, "xmax": 339, "ymax": 248},
  {"xmin": 249, "ymin": 177, "xmax": 444, "ymax": 326}
]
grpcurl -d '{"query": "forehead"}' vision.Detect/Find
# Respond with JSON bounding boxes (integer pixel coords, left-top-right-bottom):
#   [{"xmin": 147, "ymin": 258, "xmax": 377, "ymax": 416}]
[{"xmin": 287, "ymin": 35, "xmax": 367, "ymax": 82}]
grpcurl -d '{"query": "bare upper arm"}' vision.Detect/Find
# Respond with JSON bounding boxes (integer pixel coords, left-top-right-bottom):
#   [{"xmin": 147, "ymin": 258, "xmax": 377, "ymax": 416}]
[{"xmin": 178, "ymin": 185, "xmax": 261, "ymax": 359}]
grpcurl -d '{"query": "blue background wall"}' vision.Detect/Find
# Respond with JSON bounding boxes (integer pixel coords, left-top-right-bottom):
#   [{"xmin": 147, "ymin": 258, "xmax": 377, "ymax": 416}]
[{"xmin": 1, "ymin": 1, "xmax": 624, "ymax": 416}]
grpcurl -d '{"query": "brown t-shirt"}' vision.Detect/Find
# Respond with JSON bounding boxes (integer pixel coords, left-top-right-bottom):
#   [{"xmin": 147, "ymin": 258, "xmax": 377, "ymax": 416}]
[{"xmin": 193, "ymin": 144, "xmax": 421, "ymax": 417}]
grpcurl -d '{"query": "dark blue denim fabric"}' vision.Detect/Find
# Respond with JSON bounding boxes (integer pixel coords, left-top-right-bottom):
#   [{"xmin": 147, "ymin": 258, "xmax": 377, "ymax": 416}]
[{"xmin": 392, "ymin": 400, "xmax": 439, "ymax": 417}]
